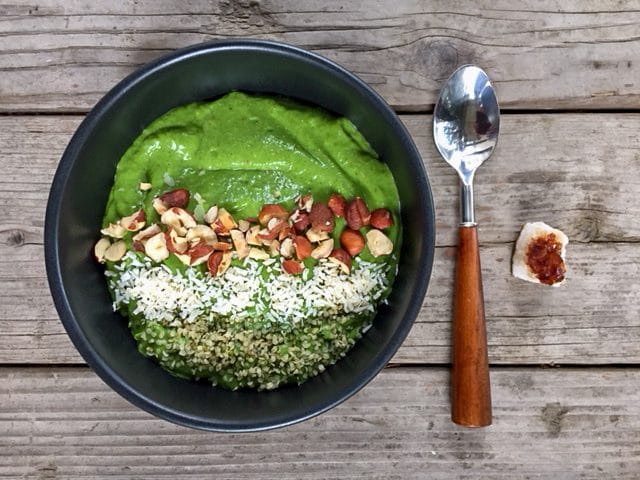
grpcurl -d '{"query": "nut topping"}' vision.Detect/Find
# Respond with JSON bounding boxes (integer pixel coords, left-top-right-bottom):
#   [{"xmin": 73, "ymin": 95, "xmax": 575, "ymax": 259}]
[
  {"xmin": 139, "ymin": 182, "xmax": 152, "ymax": 191},
  {"xmin": 306, "ymin": 228, "xmax": 330, "ymax": 243},
  {"xmin": 103, "ymin": 240, "xmax": 127, "ymax": 262},
  {"xmin": 212, "ymin": 241, "xmax": 232, "ymax": 251},
  {"xmin": 186, "ymin": 225, "xmax": 217, "ymax": 246},
  {"xmin": 120, "ymin": 209, "xmax": 146, "ymax": 232},
  {"xmin": 296, "ymin": 194, "xmax": 314, "ymax": 212},
  {"xmin": 345, "ymin": 197, "xmax": 371, "ymax": 230},
  {"xmin": 283, "ymin": 259, "xmax": 304, "ymax": 275},
  {"xmin": 178, "ymin": 208, "xmax": 197, "ymax": 228},
  {"xmin": 161, "ymin": 207, "xmax": 196, "ymax": 236},
  {"xmin": 328, "ymin": 248, "xmax": 352, "ymax": 274},
  {"xmin": 340, "ymin": 229, "xmax": 365, "ymax": 256},
  {"xmin": 311, "ymin": 238, "xmax": 334, "ymax": 259},
  {"xmin": 258, "ymin": 219, "xmax": 286, "ymax": 241},
  {"xmin": 267, "ymin": 217, "xmax": 282, "ymax": 230},
  {"xmin": 269, "ymin": 239, "xmax": 281, "ymax": 257},
  {"xmin": 100, "ymin": 223, "xmax": 126, "ymax": 239},
  {"xmin": 132, "ymin": 224, "xmax": 161, "ymax": 243},
  {"xmin": 96, "ymin": 190, "xmax": 396, "ymax": 278},
  {"xmin": 328, "ymin": 193, "xmax": 347, "ymax": 218},
  {"xmin": 309, "ymin": 202, "xmax": 335, "ymax": 233},
  {"xmin": 258, "ymin": 230, "xmax": 274, "ymax": 246},
  {"xmin": 293, "ymin": 235, "xmax": 313, "ymax": 260},
  {"xmin": 366, "ymin": 229, "xmax": 393, "ymax": 257},
  {"xmin": 279, "ymin": 237, "xmax": 295, "ymax": 258},
  {"xmin": 144, "ymin": 232, "xmax": 170, "ymax": 262},
  {"xmin": 258, "ymin": 204, "xmax": 289, "ymax": 226},
  {"xmin": 204, "ymin": 205, "xmax": 219, "ymax": 224},
  {"xmin": 230, "ymin": 229, "xmax": 250, "ymax": 259},
  {"xmin": 207, "ymin": 251, "xmax": 232, "ymax": 277},
  {"xmin": 218, "ymin": 208, "xmax": 237, "ymax": 229},
  {"xmin": 152, "ymin": 197, "xmax": 168, "ymax": 215},
  {"xmin": 158, "ymin": 188, "xmax": 190, "ymax": 209},
  {"xmin": 188, "ymin": 241, "xmax": 214, "ymax": 266},
  {"xmin": 212, "ymin": 208, "xmax": 238, "ymax": 235},
  {"xmin": 246, "ymin": 225, "xmax": 262, "ymax": 246},
  {"xmin": 370, "ymin": 208, "xmax": 394, "ymax": 229},
  {"xmin": 248, "ymin": 247, "xmax": 270, "ymax": 260},
  {"xmin": 207, "ymin": 251, "xmax": 223, "ymax": 276},
  {"xmin": 218, "ymin": 251, "xmax": 233, "ymax": 275},
  {"xmin": 278, "ymin": 225, "xmax": 293, "ymax": 241},
  {"xmin": 171, "ymin": 253, "xmax": 189, "ymax": 266},
  {"xmin": 94, "ymin": 238, "xmax": 111, "ymax": 263},
  {"xmin": 291, "ymin": 210, "xmax": 310, "ymax": 233},
  {"xmin": 238, "ymin": 219, "xmax": 251, "ymax": 233},
  {"xmin": 165, "ymin": 228, "xmax": 189, "ymax": 254}
]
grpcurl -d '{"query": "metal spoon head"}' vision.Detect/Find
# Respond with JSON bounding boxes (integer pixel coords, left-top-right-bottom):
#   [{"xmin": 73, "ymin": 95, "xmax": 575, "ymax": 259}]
[{"xmin": 433, "ymin": 65, "xmax": 500, "ymax": 185}]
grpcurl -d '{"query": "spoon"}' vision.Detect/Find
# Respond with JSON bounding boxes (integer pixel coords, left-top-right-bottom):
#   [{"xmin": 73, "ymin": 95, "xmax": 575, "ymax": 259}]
[{"xmin": 433, "ymin": 65, "xmax": 500, "ymax": 427}]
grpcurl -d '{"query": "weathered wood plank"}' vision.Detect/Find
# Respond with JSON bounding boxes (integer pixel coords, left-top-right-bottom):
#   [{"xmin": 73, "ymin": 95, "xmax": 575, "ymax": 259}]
[
  {"xmin": 405, "ymin": 113, "xmax": 640, "ymax": 246},
  {"xmin": 3, "ymin": 242, "xmax": 638, "ymax": 364},
  {"xmin": 1, "ymin": 113, "xmax": 640, "ymax": 364},
  {"xmin": 0, "ymin": 366, "xmax": 639, "ymax": 478},
  {"xmin": 4, "ymin": 113, "xmax": 640, "ymax": 247},
  {"xmin": 1, "ymin": 0, "xmax": 640, "ymax": 111}
]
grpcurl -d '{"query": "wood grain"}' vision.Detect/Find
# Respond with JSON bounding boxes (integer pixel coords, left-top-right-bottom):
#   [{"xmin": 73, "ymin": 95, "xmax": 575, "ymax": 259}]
[
  {"xmin": 452, "ymin": 226, "xmax": 492, "ymax": 427},
  {"xmin": 4, "ymin": 241, "xmax": 640, "ymax": 365},
  {"xmin": 2, "ymin": 0, "xmax": 640, "ymax": 112},
  {"xmin": 0, "ymin": 366, "xmax": 639, "ymax": 478},
  {"xmin": 4, "ymin": 113, "xmax": 640, "ymax": 248},
  {"xmin": 2, "ymin": 114, "xmax": 640, "ymax": 365},
  {"xmin": 3, "ymin": 2, "xmax": 639, "ymax": 476}
]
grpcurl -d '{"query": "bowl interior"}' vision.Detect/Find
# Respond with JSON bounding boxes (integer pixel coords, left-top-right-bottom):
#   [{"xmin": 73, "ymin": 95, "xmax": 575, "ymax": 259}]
[{"xmin": 46, "ymin": 40, "xmax": 435, "ymax": 431}]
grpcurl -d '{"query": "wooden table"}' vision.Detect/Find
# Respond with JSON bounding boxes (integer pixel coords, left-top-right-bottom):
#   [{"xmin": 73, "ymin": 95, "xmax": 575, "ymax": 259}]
[{"xmin": 2, "ymin": 1, "xmax": 640, "ymax": 477}]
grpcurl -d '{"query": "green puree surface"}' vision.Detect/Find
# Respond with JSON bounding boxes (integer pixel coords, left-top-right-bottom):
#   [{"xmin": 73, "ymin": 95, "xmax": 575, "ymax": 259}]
[
  {"xmin": 103, "ymin": 91, "xmax": 401, "ymax": 390},
  {"xmin": 105, "ymin": 91, "xmax": 399, "ymax": 230}
]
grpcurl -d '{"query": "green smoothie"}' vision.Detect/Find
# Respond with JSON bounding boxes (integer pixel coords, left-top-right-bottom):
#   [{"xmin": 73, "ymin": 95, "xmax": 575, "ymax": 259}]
[{"xmin": 102, "ymin": 92, "xmax": 401, "ymax": 390}]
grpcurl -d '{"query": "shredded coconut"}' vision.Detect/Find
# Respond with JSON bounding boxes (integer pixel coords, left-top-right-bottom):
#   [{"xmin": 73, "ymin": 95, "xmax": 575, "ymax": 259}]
[{"xmin": 109, "ymin": 252, "xmax": 388, "ymax": 326}]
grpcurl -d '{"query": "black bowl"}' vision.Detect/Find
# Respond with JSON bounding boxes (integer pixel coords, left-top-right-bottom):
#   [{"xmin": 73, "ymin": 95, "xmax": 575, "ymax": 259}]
[{"xmin": 45, "ymin": 39, "xmax": 435, "ymax": 432}]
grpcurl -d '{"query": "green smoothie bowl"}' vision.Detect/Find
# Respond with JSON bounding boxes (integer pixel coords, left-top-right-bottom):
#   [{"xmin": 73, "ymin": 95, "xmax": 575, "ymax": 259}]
[{"xmin": 45, "ymin": 40, "xmax": 435, "ymax": 431}]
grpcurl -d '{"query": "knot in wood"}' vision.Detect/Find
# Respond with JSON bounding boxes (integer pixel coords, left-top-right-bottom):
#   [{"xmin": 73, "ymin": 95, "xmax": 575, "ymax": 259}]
[
  {"xmin": 4, "ymin": 229, "xmax": 25, "ymax": 247},
  {"xmin": 417, "ymin": 40, "xmax": 459, "ymax": 79}
]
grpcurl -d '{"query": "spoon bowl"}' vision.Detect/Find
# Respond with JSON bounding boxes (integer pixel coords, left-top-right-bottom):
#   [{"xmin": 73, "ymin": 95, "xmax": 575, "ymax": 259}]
[{"xmin": 434, "ymin": 66, "xmax": 500, "ymax": 185}]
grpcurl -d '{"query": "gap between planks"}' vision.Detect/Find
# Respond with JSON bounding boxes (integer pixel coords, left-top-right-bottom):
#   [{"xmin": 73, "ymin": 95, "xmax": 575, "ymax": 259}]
[
  {"xmin": 2, "ymin": 0, "xmax": 640, "ymax": 112},
  {"xmin": 2, "ymin": 113, "xmax": 640, "ymax": 365},
  {"xmin": 5, "ymin": 108, "xmax": 640, "ymax": 116},
  {"xmin": 1, "ymin": 366, "xmax": 639, "ymax": 479},
  {"xmin": 4, "ymin": 362, "xmax": 640, "ymax": 370}
]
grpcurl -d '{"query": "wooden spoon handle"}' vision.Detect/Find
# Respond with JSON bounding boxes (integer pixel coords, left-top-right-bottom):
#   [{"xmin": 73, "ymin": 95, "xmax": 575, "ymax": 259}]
[{"xmin": 451, "ymin": 225, "xmax": 492, "ymax": 427}]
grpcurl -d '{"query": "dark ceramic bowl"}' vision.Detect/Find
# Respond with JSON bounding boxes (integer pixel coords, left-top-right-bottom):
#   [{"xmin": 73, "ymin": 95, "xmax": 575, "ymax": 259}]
[{"xmin": 45, "ymin": 40, "xmax": 435, "ymax": 432}]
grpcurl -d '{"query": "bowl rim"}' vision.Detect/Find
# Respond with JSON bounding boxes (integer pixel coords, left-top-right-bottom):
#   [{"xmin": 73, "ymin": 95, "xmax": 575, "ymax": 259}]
[{"xmin": 44, "ymin": 38, "xmax": 435, "ymax": 432}]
